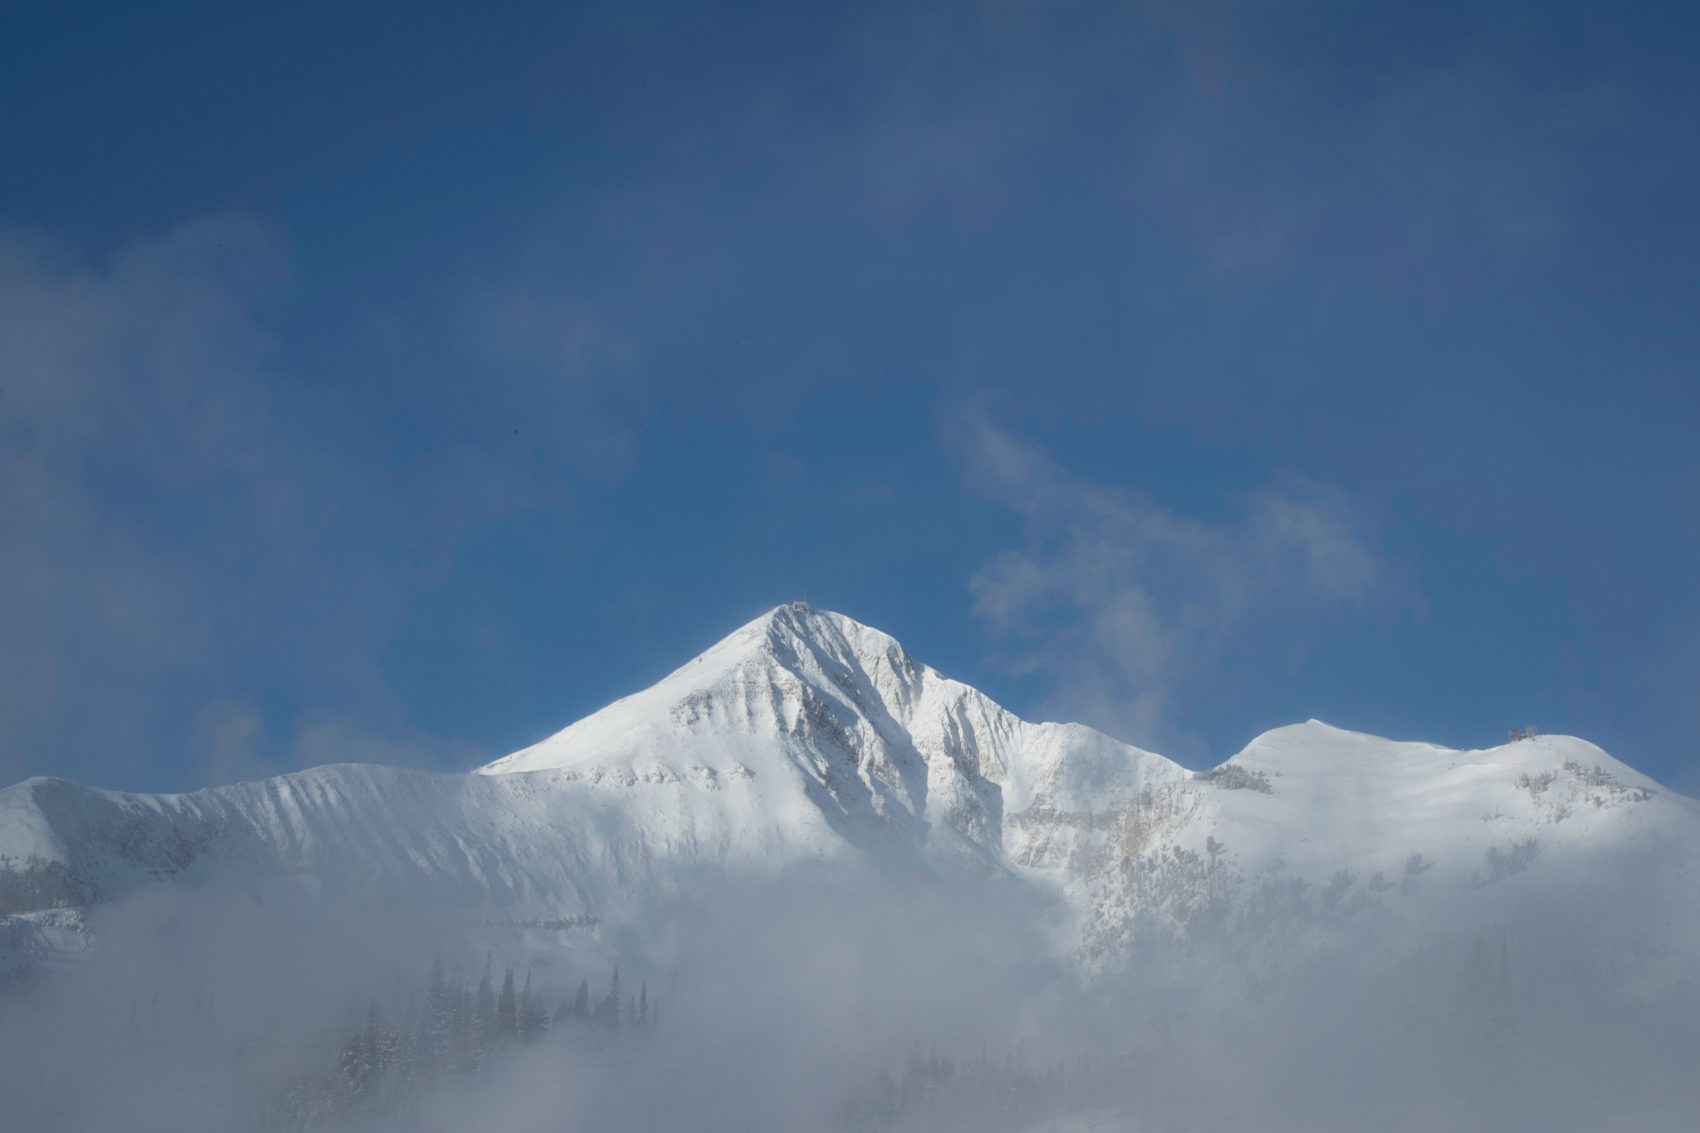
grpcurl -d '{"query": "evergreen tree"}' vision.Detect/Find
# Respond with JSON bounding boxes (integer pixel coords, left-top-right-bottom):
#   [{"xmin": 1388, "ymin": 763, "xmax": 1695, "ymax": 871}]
[
  {"xmin": 421, "ymin": 955, "xmax": 454, "ymax": 1072},
  {"xmin": 596, "ymin": 965, "xmax": 623, "ymax": 1031},
  {"xmin": 873, "ymin": 1065, "xmax": 898, "ymax": 1123},
  {"xmin": 520, "ymin": 969, "xmax": 549, "ymax": 1042},
  {"xmin": 475, "ymin": 953, "xmax": 495, "ymax": 1047},
  {"xmin": 339, "ymin": 1002, "xmax": 383, "ymax": 1107},
  {"xmin": 498, "ymin": 966, "xmax": 519, "ymax": 1040},
  {"xmin": 573, "ymin": 977, "xmax": 590, "ymax": 1018},
  {"xmin": 455, "ymin": 984, "xmax": 484, "ymax": 1072},
  {"xmin": 638, "ymin": 981, "xmax": 648, "ymax": 1029}
]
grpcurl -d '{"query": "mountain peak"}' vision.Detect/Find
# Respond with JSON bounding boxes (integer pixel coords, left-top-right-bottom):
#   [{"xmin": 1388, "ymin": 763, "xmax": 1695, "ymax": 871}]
[
  {"xmin": 677, "ymin": 602, "xmax": 900, "ymax": 666},
  {"xmin": 7, "ymin": 603, "xmax": 1690, "ymax": 996},
  {"xmin": 472, "ymin": 601, "xmax": 1191, "ymax": 878},
  {"xmin": 629, "ymin": 602, "xmax": 917, "ymax": 704},
  {"xmin": 476, "ymin": 603, "xmax": 931, "ymax": 777},
  {"xmin": 769, "ymin": 598, "xmax": 821, "ymax": 624},
  {"xmin": 752, "ymin": 601, "xmax": 900, "ymax": 652}
]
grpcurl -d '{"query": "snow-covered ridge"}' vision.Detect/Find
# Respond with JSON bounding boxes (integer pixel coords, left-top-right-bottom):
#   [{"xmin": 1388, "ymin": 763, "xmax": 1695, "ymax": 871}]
[
  {"xmin": 476, "ymin": 603, "xmax": 1185, "ymax": 868},
  {"xmin": 1, "ymin": 604, "xmax": 1695, "ymax": 973}
]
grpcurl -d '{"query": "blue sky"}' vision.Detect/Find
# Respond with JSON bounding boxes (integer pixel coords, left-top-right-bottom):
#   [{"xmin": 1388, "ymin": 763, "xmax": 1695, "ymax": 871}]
[{"xmin": 3, "ymin": 1, "xmax": 1696, "ymax": 791}]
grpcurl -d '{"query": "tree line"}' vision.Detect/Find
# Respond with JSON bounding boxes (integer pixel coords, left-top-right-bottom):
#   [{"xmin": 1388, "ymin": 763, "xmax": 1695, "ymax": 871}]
[{"xmin": 265, "ymin": 955, "xmax": 657, "ymax": 1131}]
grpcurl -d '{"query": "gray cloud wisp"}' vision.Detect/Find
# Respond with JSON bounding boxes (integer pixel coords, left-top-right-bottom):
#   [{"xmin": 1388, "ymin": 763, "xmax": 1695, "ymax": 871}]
[{"xmin": 955, "ymin": 412, "xmax": 1386, "ymax": 759}]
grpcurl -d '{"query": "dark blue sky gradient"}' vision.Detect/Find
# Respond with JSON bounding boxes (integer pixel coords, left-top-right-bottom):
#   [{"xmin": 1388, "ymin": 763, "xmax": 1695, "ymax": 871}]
[{"xmin": 3, "ymin": 1, "xmax": 1696, "ymax": 790}]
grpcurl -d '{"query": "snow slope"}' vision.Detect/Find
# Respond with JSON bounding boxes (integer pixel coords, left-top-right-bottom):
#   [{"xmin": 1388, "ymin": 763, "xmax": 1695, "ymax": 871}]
[
  {"xmin": 1, "ymin": 603, "xmax": 1695, "ymax": 973},
  {"xmin": 478, "ymin": 602, "xmax": 1186, "ymax": 871},
  {"xmin": 1072, "ymin": 717, "xmax": 1700, "ymax": 966}
]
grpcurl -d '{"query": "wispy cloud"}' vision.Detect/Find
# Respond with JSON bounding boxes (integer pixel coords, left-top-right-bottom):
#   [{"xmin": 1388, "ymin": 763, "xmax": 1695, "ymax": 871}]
[
  {"xmin": 710, "ymin": 2, "xmax": 1595, "ymax": 290},
  {"xmin": 457, "ymin": 282, "xmax": 648, "ymax": 478},
  {"xmin": 0, "ymin": 218, "xmax": 494, "ymax": 789},
  {"xmin": 187, "ymin": 700, "xmax": 480, "ymax": 787},
  {"xmin": 0, "ymin": 217, "xmax": 287, "ymax": 786},
  {"xmin": 952, "ymin": 411, "xmax": 1389, "ymax": 757}
]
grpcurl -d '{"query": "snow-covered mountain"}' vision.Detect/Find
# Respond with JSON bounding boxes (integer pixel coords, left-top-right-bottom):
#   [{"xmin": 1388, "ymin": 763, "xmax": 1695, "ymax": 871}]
[{"xmin": 2, "ymin": 603, "xmax": 1696, "ymax": 974}]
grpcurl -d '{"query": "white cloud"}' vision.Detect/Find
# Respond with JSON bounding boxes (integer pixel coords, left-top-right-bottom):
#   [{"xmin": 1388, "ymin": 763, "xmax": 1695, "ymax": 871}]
[
  {"xmin": 0, "ymin": 217, "xmax": 284, "ymax": 786},
  {"xmin": 458, "ymin": 283, "xmax": 646, "ymax": 477},
  {"xmin": 0, "ymin": 216, "xmax": 635, "ymax": 790},
  {"xmin": 188, "ymin": 700, "xmax": 483, "ymax": 787},
  {"xmin": 953, "ymin": 412, "xmax": 1391, "ymax": 755}
]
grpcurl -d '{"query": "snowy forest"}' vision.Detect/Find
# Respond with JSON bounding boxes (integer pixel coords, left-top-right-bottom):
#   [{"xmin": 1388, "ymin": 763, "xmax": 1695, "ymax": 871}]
[
  {"xmin": 265, "ymin": 957, "xmax": 657, "ymax": 1130},
  {"xmin": 6, "ymin": 876, "xmax": 1696, "ymax": 1133}
]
